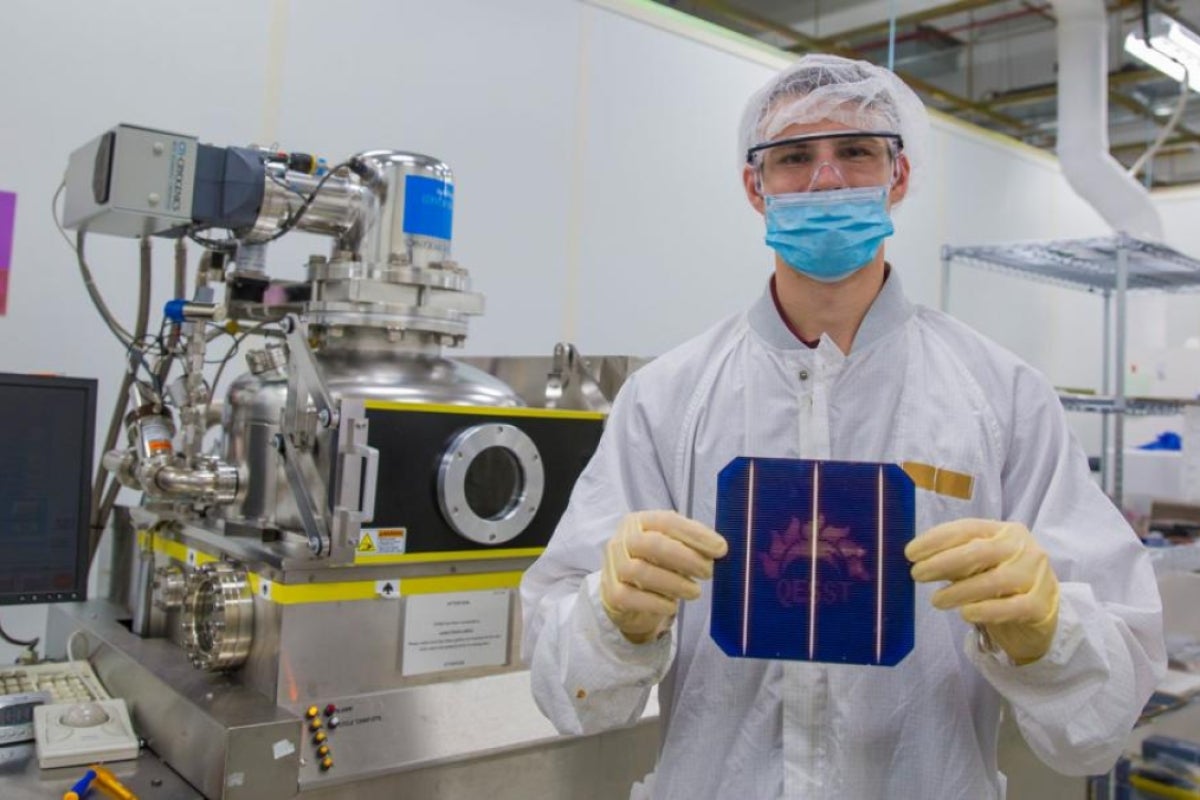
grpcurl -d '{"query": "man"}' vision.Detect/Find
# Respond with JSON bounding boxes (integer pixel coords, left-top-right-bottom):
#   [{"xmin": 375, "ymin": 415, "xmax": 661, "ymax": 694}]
[{"xmin": 520, "ymin": 53, "xmax": 1164, "ymax": 798}]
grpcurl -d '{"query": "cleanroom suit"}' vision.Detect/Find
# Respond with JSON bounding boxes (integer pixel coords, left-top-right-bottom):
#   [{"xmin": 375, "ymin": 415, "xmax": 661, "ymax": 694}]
[{"xmin": 520, "ymin": 271, "xmax": 1165, "ymax": 799}]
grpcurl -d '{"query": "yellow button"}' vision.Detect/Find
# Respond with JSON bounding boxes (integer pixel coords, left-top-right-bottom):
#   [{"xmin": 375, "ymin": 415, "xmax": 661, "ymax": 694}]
[
  {"xmin": 313, "ymin": 731, "xmax": 327, "ymax": 744},
  {"xmin": 305, "ymin": 706, "xmax": 319, "ymax": 719},
  {"xmin": 309, "ymin": 718, "xmax": 323, "ymax": 731},
  {"xmin": 317, "ymin": 745, "xmax": 330, "ymax": 758},
  {"xmin": 320, "ymin": 756, "xmax": 334, "ymax": 771}
]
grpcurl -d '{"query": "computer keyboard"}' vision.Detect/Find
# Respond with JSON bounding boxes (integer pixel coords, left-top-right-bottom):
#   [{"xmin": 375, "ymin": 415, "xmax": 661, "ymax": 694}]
[{"xmin": 0, "ymin": 660, "xmax": 110, "ymax": 703}]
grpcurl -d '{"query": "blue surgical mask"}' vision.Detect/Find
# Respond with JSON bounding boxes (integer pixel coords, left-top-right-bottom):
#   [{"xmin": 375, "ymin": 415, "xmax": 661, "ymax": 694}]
[{"xmin": 763, "ymin": 185, "xmax": 894, "ymax": 282}]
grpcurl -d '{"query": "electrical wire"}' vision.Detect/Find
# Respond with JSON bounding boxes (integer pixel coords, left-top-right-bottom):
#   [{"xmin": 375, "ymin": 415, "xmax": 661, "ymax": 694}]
[
  {"xmin": 0, "ymin": 616, "xmax": 39, "ymax": 649},
  {"xmin": 66, "ymin": 629, "xmax": 91, "ymax": 664},
  {"xmin": 268, "ymin": 170, "xmax": 310, "ymax": 201},
  {"xmin": 211, "ymin": 323, "xmax": 277, "ymax": 395},
  {"xmin": 186, "ymin": 228, "xmax": 239, "ymax": 253},
  {"xmin": 256, "ymin": 159, "xmax": 356, "ymax": 243},
  {"xmin": 53, "ymin": 182, "xmax": 136, "ymax": 347},
  {"xmin": 55, "ymin": 178, "xmax": 156, "ymax": 563},
  {"xmin": 184, "ymin": 159, "xmax": 354, "ymax": 251}
]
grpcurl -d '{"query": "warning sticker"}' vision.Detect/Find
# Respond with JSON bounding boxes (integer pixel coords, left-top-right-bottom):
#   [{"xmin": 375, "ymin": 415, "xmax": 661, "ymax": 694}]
[
  {"xmin": 377, "ymin": 528, "xmax": 407, "ymax": 554},
  {"xmin": 357, "ymin": 528, "xmax": 406, "ymax": 556}
]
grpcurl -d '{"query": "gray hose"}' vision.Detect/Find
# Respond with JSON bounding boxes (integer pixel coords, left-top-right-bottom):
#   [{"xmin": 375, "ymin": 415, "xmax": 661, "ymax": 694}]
[
  {"xmin": 88, "ymin": 237, "xmax": 154, "ymax": 563},
  {"xmin": 75, "ymin": 230, "xmax": 135, "ymax": 346},
  {"xmin": 174, "ymin": 238, "xmax": 186, "ymax": 300}
]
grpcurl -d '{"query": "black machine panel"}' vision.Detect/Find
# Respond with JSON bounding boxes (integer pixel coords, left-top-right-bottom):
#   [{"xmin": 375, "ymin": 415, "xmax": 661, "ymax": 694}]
[{"xmin": 366, "ymin": 405, "xmax": 604, "ymax": 554}]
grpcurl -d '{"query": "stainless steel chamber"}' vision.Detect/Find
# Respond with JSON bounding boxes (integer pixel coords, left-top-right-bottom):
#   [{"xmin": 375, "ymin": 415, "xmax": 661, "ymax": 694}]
[{"xmin": 52, "ymin": 126, "xmax": 655, "ymax": 799}]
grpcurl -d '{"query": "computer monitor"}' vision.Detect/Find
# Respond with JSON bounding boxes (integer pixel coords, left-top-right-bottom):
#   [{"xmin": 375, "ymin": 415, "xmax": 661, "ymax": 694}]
[{"xmin": 0, "ymin": 373, "xmax": 97, "ymax": 605}]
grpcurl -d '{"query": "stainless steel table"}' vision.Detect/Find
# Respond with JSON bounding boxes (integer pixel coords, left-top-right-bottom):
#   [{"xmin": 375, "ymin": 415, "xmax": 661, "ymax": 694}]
[{"xmin": 0, "ymin": 743, "xmax": 201, "ymax": 799}]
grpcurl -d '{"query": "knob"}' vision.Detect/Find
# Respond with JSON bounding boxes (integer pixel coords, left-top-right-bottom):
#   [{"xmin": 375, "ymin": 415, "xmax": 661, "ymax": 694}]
[
  {"xmin": 328, "ymin": 716, "xmax": 340, "ymax": 729},
  {"xmin": 320, "ymin": 756, "xmax": 334, "ymax": 771},
  {"xmin": 313, "ymin": 730, "xmax": 327, "ymax": 744},
  {"xmin": 317, "ymin": 744, "xmax": 330, "ymax": 758},
  {"xmin": 324, "ymin": 704, "xmax": 337, "ymax": 717},
  {"xmin": 309, "ymin": 718, "xmax": 322, "ymax": 731},
  {"xmin": 305, "ymin": 706, "xmax": 319, "ymax": 719}
]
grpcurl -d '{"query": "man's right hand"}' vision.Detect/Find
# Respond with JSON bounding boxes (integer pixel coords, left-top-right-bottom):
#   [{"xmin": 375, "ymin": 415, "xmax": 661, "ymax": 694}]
[{"xmin": 599, "ymin": 510, "xmax": 728, "ymax": 643}]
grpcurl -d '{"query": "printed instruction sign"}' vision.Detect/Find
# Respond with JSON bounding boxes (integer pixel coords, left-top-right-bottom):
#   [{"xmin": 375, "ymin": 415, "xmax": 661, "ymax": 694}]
[{"xmin": 401, "ymin": 589, "xmax": 510, "ymax": 677}]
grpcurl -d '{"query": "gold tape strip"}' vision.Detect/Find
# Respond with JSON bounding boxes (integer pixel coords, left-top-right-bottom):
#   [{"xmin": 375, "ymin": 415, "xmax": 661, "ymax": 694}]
[
  {"xmin": 900, "ymin": 461, "xmax": 974, "ymax": 501},
  {"xmin": 900, "ymin": 461, "xmax": 936, "ymax": 491},
  {"xmin": 934, "ymin": 469, "xmax": 974, "ymax": 501},
  {"xmin": 363, "ymin": 399, "xmax": 604, "ymax": 421}
]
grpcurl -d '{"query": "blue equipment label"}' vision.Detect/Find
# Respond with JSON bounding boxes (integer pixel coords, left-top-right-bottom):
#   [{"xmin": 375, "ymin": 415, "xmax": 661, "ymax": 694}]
[
  {"xmin": 711, "ymin": 458, "xmax": 915, "ymax": 666},
  {"xmin": 403, "ymin": 174, "xmax": 453, "ymax": 240}
]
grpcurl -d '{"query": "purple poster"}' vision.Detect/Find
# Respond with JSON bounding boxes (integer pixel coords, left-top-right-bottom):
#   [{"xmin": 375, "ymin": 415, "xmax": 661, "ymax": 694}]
[{"xmin": 0, "ymin": 191, "xmax": 14, "ymax": 316}]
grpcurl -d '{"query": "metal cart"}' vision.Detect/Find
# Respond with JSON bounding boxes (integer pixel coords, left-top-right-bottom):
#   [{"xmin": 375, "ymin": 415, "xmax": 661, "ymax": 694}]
[{"xmin": 941, "ymin": 235, "xmax": 1200, "ymax": 508}]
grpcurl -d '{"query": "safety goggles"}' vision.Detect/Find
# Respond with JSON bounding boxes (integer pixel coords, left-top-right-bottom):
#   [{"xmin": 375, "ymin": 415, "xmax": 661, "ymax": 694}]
[{"xmin": 747, "ymin": 131, "xmax": 903, "ymax": 193}]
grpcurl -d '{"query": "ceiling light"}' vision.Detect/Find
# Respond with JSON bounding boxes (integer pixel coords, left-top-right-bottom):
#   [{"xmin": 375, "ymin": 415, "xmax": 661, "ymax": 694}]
[{"xmin": 1124, "ymin": 13, "xmax": 1200, "ymax": 94}]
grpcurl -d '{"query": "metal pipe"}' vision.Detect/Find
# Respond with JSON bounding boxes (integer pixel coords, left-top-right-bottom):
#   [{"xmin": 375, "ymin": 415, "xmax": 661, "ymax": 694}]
[
  {"xmin": 804, "ymin": 0, "xmax": 1013, "ymax": 46},
  {"xmin": 853, "ymin": 4, "xmax": 1052, "ymax": 53},
  {"xmin": 1114, "ymin": 246, "xmax": 1128, "ymax": 507},
  {"xmin": 700, "ymin": 0, "xmax": 1033, "ymax": 134},
  {"xmin": 151, "ymin": 463, "xmax": 239, "ymax": 504},
  {"xmin": 1048, "ymin": 0, "xmax": 1164, "ymax": 240},
  {"xmin": 1101, "ymin": 290, "xmax": 1112, "ymax": 493},
  {"xmin": 813, "ymin": 0, "xmax": 1141, "ymax": 44},
  {"xmin": 982, "ymin": 68, "xmax": 1159, "ymax": 109},
  {"xmin": 245, "ymin": 168, "xmax": 368, "ymax": 245}
]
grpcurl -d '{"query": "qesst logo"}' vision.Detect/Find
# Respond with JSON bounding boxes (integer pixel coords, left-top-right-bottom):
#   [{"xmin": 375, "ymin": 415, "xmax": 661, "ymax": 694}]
[{"xmin": 759, "ymin": 514, "xmax": 871, "ymax": 607}]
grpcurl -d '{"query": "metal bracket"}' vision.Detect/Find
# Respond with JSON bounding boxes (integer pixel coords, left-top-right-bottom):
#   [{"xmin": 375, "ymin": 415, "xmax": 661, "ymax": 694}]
[
  {"xmin": 282, "ymin": 314, "xmax": 339, "ymax": 436},
  {"xmin": 327, "ymin": 397, "xmax": 379, "ymax": 563},
  {"xmin": 276, "ymin": 315, "xmax": 381, "ymax": 561},
  {"xmin": 276, "ymin": 432, "xmax": 333, "ymax": 556},
  {"xmin": 544, "ymin": 342, "xmax": 611, "ymax": 412},
  {"xmin": 278, "ymin": 314, "xmax": 339, "ymax": 556}
]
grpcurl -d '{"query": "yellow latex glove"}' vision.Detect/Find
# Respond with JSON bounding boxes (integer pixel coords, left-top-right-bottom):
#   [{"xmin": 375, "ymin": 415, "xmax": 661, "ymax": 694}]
[
  {"xmin": 600, "ymin": 510, "xmax": 728, "ymax": 644},
  {"xmin": 905, "ymin": 519, "xmax": 1060, "ymax": 665}
]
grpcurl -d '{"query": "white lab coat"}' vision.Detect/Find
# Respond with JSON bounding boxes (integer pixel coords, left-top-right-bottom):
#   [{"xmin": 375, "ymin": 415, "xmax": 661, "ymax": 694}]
[{"xmin": 520, "ymin": 271, "xmax": 1165, "ymax": 799}]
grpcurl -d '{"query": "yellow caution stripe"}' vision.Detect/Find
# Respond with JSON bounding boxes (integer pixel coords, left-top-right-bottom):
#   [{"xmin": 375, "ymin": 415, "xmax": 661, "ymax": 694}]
[
  {"xmin": 363, "ymin": 399, "xmax": 604, "ymax": 421},
  {"xmin": 139, "ymin": 531, "xmax": 524, "ymax": 604},
  {"xmin": 139, "ymin": 530, "xmax": 217, "ymax": 566},
  {"xmin": 247, "ymin": 570, "xmax": 524, "ymax": 604},
  {"xmin": 1128, "ymin": 775, "xmax": 1200, "ymax": 800},
  {"xmin": 354, "ymin": 546, "xmax": 545, "ymax": 564},
  {"xmin": 900, "ymin": 461, "xmax": 975, "ymax": 501}
]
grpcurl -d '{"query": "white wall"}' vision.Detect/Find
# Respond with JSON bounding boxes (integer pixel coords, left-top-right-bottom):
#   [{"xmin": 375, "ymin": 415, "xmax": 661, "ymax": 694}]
[{"xmin": 3, "ymin": 0, "xmax": 1200, "ymax": 661}]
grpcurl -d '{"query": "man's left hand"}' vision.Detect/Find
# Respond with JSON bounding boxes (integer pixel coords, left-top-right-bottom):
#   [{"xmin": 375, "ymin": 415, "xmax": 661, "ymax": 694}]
[{"xmin": 905, "ymin": 519, "xmax": 1060, "ymax": 665}]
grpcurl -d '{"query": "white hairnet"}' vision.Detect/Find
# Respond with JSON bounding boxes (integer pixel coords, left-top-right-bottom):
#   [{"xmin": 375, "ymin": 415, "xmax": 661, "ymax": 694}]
[{"xmin": 739, "ymin": 54, "xmax": 929, "ymax": 184}]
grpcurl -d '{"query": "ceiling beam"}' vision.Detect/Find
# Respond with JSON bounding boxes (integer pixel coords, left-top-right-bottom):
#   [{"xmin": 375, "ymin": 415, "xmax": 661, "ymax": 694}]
[
  {"xmin": 810, "ymin": 0, "xmax": 1145, "ymax": 46},
  {"xmin": 1108, "ymin": 91, "xmax": 1200, "ymax": 148},
  {"xmin": 699, "ymin": 0, "xmax": 1032, "ymax": 134},
  {"xmin": 1111, "ymin": 136, "xmax": 1194, "ymax": 155},
  {"xmin": 981, "ymin": 68, "xmax": 1160, "ymax": 109},
  {"xmin": 807, "ymin": 0, "xmax": 1014, "ymax": 48}
]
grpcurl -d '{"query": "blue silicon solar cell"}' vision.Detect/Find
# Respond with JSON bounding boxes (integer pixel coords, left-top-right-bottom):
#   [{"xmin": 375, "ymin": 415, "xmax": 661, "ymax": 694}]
[{"xmin": 710, "ymin": 458, "xmax": 915, "ymax": 666}]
